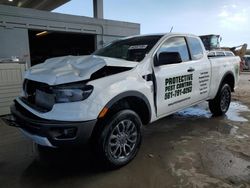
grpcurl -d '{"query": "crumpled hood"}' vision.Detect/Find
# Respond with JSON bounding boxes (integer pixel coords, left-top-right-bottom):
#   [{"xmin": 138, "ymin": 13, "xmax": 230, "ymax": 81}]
[{"xmin": 25, "ymin": 55, "xmax": 137, "ymax": 85}]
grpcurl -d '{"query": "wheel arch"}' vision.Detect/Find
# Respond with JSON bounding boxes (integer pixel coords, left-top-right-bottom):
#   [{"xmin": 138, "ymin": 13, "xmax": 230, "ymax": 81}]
[
  {"xmin": 219, "ymin": 71, "xmax": 235, "ymax": 92},
  {"xmin": 101, "ymin": 91, "xmax": 152, "ymax": 125}
]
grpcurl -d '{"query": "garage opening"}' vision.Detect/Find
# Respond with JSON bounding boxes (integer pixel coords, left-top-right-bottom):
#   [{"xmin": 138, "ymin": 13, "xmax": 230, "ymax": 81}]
[{"xmin": 28, "ymin": 30, "xmax": 96, "ymax": 66}]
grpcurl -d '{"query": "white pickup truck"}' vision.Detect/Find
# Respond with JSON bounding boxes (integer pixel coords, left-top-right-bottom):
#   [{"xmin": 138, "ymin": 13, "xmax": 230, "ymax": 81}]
[{"xmin": 5, "ymin": 33, "xmax": 240, "ymax": 168}]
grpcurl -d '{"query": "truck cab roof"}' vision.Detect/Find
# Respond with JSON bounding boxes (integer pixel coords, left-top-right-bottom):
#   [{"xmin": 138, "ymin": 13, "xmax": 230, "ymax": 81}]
[{"xmin": 123, "ymin": 33, "xmax": 199, "ymax": 39}]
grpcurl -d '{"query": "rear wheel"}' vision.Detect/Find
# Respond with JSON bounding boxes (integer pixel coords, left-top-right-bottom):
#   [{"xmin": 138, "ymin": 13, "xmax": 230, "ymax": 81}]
[
  {"xmin": 209, "ymin": 83, "xmax": 231, "ymax": 116},
  {"xmin": 95, "ymin": 109, "xmax": 142, "ymax": 169}
]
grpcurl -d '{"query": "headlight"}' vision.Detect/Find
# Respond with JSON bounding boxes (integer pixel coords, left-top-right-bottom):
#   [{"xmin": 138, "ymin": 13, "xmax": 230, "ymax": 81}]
[{"xmin": 53, "ymin": 85, "xmax": 93, "ymax": 103}]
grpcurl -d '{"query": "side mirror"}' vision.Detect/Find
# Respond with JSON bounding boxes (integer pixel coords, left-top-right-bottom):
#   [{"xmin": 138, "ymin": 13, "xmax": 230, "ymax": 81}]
[{"xmin": 154, "ymin": 52, "xmax": 182, "ymax": 67}]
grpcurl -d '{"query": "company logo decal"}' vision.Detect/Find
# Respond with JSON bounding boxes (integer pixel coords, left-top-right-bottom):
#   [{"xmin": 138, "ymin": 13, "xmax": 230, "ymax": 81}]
[{"xmin": 165, "ymin": 74, "xmax": 193, "ymax": 100}]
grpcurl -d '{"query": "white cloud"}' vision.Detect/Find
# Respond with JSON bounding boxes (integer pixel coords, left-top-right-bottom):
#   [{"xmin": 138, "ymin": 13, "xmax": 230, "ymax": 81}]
[
  {"xmin": 218, "ymin": 4, "xmax": 250, "ymax": 30},
  {"xmin": 231, "ymin": 4, "xmax": 237, "ymax": 8},
  {"xmin": 219, "ymin": 10, "xmax": 229, "ymax": 17}
]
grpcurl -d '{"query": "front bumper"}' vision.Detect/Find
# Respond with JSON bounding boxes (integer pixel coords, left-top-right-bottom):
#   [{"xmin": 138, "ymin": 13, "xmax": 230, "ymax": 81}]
[{"xmin": 3, "ymin": 102, "xmax": 97, "ymax": 147}]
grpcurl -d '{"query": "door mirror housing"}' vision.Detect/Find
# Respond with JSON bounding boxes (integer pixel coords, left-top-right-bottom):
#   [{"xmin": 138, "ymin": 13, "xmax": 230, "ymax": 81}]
[{"xmin": 154, "ymin": 52, "xmax": 182, "ymax": 67}]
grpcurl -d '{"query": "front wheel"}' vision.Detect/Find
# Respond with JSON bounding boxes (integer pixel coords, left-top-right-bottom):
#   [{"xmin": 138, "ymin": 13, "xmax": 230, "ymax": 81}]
[
  {"xmin": 209, "ymin": 83, "xmax": 231, "ymax": 116},
  {"xmin": 95, "ymin": 110, "xmax": 142, "ymax": 169}
]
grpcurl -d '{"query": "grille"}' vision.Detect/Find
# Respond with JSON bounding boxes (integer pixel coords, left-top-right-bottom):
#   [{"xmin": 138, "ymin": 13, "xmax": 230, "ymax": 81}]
[{"xmin": 23, "ymin": 79, "xmax": 54, "ymax": 112}]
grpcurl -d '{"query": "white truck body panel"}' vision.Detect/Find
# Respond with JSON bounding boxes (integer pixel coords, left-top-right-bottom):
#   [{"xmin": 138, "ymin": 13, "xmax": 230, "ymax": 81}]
[
  {"xmin": 150, "ymin": 34, "xmax": 212, "ymax": 117},
  {"xmin": 17, "ymin": 65, "xmax": 155, "ymax": 121},
  {"xmin": 16, "ymin": 33, "xmax": 240, "ymax": 124},
  {"xmin": 209, "ymin": 56, "xmax": 240, "ymax": 98}
]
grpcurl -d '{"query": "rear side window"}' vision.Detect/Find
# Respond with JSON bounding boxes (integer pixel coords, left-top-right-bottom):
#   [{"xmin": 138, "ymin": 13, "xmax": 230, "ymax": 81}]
[
  {"xmin": 187, "ymin": 37, "xmax": 204, "ymax": 60},
  {"xmin": 216, "ymin": 52, "xmax": 225, "ymax": 56},
  {"xmin": 158, "ymin": 37, "xmax": 190, "ymax": 62},
  {"xmin": 225, "ymin": 52, "xmax": 234, "ymax": 56},
  {"xmin": 208, "ymin": 52, "xmax": 216, "ymax": 57}
]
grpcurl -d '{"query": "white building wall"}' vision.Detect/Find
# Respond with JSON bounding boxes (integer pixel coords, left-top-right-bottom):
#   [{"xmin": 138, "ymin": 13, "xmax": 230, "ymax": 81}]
[
  {"xmin": 0, "ymin": 4, "xmax": 140, "ymax": 65},
  {"xmin": 0, "ymin": 63, "xmax": 25, "ymax": 115},
  {"xmin": 0, "ymin": 4, "xmax": 140, "ymax": 115}
]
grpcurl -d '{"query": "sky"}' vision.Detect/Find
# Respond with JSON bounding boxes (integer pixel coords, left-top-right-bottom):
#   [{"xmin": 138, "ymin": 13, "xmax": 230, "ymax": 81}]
[{"xmin": 53, "ymin": 0, "xmax": 250, "ymax": 47}]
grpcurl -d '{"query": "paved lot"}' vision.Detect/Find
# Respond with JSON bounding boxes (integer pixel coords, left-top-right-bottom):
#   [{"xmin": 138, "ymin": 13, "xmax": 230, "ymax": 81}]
[{"xmin": 0, "ymin": 73, "xmax": 250, "ymax": 188}]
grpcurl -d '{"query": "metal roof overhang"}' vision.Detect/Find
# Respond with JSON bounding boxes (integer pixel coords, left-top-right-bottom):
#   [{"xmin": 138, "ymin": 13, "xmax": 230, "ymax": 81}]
[{"xmin": 0, "ymin": 0, "xmax": 70, "ymax": 11}]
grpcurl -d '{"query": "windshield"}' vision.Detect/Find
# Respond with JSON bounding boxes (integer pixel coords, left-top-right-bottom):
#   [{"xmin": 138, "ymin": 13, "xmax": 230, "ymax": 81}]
[{"xmin": 93, "ymin": 35, "xmax": 163, "ymax": 62}]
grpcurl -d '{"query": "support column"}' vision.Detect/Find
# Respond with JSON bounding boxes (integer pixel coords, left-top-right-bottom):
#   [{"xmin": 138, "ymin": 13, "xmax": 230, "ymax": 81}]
[{"xmin": 93, "ymin": 0, "xmax": 103, "ymax": 19}]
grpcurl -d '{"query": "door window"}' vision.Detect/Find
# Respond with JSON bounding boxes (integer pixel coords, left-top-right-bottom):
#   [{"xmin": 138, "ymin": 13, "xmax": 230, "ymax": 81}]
[{"xmin": 157, "ymin": 37, "xmax": 190, "ymax": 64}]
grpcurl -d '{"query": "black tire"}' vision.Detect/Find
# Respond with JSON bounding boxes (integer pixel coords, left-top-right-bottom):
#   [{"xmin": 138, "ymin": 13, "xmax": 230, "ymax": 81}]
[
  {"xmin": 209, "ymin": 83, "xmax": 231, "ymax": 116},
  {"xmin": 95, "ymin": 109, "xmax": 142, "ymax": 169}
]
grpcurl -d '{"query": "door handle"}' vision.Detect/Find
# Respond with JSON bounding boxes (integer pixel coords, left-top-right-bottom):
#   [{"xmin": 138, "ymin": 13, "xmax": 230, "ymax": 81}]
[{"xmin": 187, "ymin": 67, "xmax": 195, "ymax": 72}]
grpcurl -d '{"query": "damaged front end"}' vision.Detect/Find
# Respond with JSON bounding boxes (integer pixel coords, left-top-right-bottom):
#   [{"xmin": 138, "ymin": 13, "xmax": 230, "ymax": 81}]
[
  {"xmin": 4, "ymin": 53, "xmax": 147, "ymax": 149},
  {"xmin": 22, "ymin": 64, "xmax": 132, "ymax": 112},
  {"xmin": 21, "ymin": 79, "xmax": 93, "ymax": 112},
  {"xmin": 26, "ymin": 55, "xmax": 137, "ymax": 85}
]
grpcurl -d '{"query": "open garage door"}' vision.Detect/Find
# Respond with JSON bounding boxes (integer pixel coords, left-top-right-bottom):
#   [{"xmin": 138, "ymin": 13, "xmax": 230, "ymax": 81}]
[{"xmin": 28, "ymin": 30, "xmax": 96, "ymax": 66}]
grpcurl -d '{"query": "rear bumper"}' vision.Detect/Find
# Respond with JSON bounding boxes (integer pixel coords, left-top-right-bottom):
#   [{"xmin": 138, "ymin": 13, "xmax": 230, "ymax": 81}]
[{"xmin": 3, "ymin": 102, "xmax": 97, "ymax": 147}]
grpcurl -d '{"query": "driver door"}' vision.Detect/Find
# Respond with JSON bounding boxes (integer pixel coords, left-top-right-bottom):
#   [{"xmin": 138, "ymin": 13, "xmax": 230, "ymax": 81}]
[{"xmin": 153, "ymin": 36, "xmax": 195, "ymax": 117}]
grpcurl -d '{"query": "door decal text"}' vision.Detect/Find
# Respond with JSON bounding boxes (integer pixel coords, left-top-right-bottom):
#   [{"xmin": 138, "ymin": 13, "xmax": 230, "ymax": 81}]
[{"xmin": 165, "ymin": 74, "xmax": 193, "ymax": 100}]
